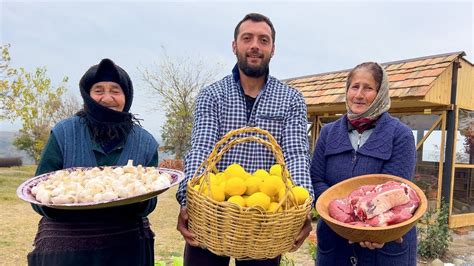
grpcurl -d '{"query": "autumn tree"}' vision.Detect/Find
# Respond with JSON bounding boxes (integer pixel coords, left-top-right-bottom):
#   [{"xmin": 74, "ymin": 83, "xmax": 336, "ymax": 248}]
[
  {"xmin": 141, "ymin": 51, "xmax": 221, "ymax": 159},
  {"xmin": 0, "ymin": 44, "xmax": 16, "ymax": 91},
  {"xmin": 0, "ymin": 44, "xmax": 80, "ymax": 163}
]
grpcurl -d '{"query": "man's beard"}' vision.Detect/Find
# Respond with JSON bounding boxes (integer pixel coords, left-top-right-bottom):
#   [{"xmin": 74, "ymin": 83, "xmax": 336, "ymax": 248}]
[{"xmin": 236, "ymin": 51, "xmax": 270, "ymax": 78}]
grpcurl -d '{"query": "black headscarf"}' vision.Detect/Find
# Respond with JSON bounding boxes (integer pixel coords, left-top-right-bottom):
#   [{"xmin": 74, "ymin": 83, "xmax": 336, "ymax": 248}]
[{"xmin": 77, "ymin": 58, "xmax": 139, "ymax": 146}]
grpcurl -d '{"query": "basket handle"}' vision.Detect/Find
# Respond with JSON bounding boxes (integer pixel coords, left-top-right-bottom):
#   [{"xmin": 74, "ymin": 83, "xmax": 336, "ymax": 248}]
[
  {"xmin": 189, "ymin": 127, "xmax": 298, "ymax": 208},
  {"xmin": 208, "ymin": 127, "xmax": 283, "ymax": 161},
  {"xmin": 211, "ymin": 135, "xmax": 298, "ymax": 208},
  {"xmin": 210, "ymin": 136, "xmax": 285, "ymax": 176},
  {"xmin": 191, "ymin": 127, "xmax": 285, "ymax": 185}
]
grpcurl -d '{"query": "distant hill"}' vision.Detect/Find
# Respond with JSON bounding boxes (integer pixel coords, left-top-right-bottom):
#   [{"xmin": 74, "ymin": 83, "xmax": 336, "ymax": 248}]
[
  {"xmin": 0, "ymin": 131, "xmax": 174, "ymax": 165},
  {"xmin": 0, "ymin": 131, "xmax": 35, "ymax": 165}
]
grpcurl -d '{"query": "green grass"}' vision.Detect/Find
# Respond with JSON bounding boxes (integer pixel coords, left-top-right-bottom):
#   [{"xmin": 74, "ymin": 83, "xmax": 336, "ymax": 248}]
[
  {"xmin": 0, "ymin": 165, "xmax": 188, "ymax": 266},
  {"xmin": 0, "ymin": 165, "xmax": 41, "ymax": 266},
  {"xmin": 0, "ymin": 166, "xmax": 314, "ymax": 266},
  {"xmin": 0, "ymin": 165, "xmax": 36, "ymax": 201}
]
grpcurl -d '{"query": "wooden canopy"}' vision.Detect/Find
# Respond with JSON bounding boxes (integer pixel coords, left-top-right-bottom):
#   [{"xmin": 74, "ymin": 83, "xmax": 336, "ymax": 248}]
[{"xmin": 285, "ymin": 52, "xmax": 474, "ymax": 115}]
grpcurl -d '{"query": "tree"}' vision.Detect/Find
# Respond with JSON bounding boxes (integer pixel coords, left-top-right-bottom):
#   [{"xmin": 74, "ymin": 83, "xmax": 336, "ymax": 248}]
[
  {"xmin": 141, "ymin": 50, "xmax": 221, "ymax": 159},
  {"xmin": 0, "ymin": 44, "xmax": 80, "ymax": 163},
  {"xmin": 0, "ymin": 44, "xmax": 17, "ymax": 94},
  {"xmin": 51, "ymin": 93, "xmax": 82, "ymax": 125}
]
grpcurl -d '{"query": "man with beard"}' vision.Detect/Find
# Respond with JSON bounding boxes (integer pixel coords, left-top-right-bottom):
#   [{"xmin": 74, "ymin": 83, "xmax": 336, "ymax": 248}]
[
  {"xmin": 176, "ymin": 13, "xmax": 314, "ymax": 265},
  {"xmin": 28, "ymin": 58, "xmax": 158, "ymax": 266}
]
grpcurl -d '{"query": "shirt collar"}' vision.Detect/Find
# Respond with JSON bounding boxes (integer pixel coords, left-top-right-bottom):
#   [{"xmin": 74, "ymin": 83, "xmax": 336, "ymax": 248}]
[{"xmin": 347, "ymin": 118, "xmax": 378, "ymax": 132}]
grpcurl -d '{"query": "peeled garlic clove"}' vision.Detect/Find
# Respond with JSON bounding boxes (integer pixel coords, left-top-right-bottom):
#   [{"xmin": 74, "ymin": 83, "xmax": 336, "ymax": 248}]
[
  {"xmin": 117, "ymin": 187, "xmax": 130, "ymax": 198},
  {"xmin": 113, "ymin": 167, "xmax": 124, "ymax": 176},
  {"xmin": 101, "ymin": 191, "xmax": 118, "ymax": 201},
  {"xmin": 36, "ymin": 189, "xmax": 51, "ymax": 204}
]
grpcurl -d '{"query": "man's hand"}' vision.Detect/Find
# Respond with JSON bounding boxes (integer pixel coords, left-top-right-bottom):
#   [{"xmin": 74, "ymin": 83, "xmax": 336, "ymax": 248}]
[
  {"xmin": 348, "ymin": 237, "xmax": 403, "ymax": 250},
  {"xmin": 289, "ymin": 213, "xmax": 313, "ymax": 252},
  {"xmin": 177, "ymin": 207, "xmax": 199, "ymax": 246}
]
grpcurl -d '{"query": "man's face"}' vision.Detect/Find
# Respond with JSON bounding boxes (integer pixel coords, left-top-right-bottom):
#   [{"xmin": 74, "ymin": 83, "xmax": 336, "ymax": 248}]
[{"xmin": 232, "ymin": 20, "xmax": 275, "ymax": 78}]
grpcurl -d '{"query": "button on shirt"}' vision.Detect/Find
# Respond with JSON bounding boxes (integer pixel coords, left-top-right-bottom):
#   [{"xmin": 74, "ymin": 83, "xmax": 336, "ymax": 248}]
[{"xmin": 176, "ymin": 65, "xmax": 314, "ymax": 206}]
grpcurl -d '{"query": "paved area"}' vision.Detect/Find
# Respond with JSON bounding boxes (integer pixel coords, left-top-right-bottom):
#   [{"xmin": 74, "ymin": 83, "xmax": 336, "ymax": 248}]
[{"xmin": 418, "ymin": 228, "xmax": 474, "ymax": 265}]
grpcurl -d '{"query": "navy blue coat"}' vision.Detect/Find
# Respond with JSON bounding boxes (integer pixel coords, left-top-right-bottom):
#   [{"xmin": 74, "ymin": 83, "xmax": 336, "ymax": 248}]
[{"xmin": 311, "ymin": 112, "xmax": 417, "ymax": 266}]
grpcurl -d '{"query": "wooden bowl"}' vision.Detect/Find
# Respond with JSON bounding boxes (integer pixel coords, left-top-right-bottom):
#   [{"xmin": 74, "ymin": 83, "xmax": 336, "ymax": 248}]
[{"xmin": 315, "ymin": 174, "xmax": 427, "ymax": 243}]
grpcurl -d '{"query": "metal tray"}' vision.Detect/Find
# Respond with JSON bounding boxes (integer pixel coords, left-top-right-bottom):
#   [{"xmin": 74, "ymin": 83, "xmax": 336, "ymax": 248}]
[{"xmin": 16, "ymin": 166, "xmax": 184, "ymax": 210}]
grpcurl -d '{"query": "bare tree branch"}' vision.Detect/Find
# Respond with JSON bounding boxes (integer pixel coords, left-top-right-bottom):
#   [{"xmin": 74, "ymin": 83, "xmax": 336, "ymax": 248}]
[{"xmin": 140, "ymin": 48, "xmax": 222, "ymax": 159}]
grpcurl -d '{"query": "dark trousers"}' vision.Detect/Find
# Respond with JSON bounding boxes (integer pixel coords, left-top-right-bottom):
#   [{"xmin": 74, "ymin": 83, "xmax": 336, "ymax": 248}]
[
  {"xmin": 184, "ymin": 244, "xmax": 281, "ymax": 266},
  {"xmin": 28, "ymin": 217, "xmax": 154, "ymax": 266}
]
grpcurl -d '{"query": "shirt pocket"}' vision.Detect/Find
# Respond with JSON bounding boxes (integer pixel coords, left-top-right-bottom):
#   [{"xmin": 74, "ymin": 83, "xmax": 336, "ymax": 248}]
[
  {"xmin": 254, "ymin": 114, "xmax": 284, "ymax": 141},
  {"xmin": 376, "ymin": 240, "xmax": 410, "ymax": 265}
]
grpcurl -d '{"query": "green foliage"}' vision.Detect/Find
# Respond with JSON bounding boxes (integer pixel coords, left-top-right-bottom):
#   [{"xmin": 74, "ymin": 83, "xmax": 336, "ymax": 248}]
[
  {"xmin": 0, "ymin": 44, "xmax": 16, "ymax": 82},
  {"xmin": 417, "ymin": 199, "xmax": 452, "ymax": 259},
  {"xmin": 154, "ymin": 256, "xmax": 183, "ymax": 266},
  {"xmin": 0, "ymin": 44, "xmax": 77, "ymax": 163},
  {"xmin": 307, "ymin": 240, "xmax": 317, "ymax": 260},
  {"xmin": 0, "ymin": 165, "xmax": 36, "ymax": 201},
  {"xmin": 160, "ymin": 107, "xmax": 193, "ymax": 159},
  {"xmin": 172, "ymin": 256, "xmax": 183, "ymax": 266},
  {"xmin": 141, "ymin": 48, "xmax": 221, "ymax": 159},
  {"xmin": 311, "ymin": 207, "xmax": 319, "ymax": 220}
]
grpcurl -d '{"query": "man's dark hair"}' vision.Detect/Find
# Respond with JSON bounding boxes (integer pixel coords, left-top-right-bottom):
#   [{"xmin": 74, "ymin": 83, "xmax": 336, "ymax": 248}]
[{"xmin": 234, "ymin": 13, "xmax": 276, "ymax": 44}]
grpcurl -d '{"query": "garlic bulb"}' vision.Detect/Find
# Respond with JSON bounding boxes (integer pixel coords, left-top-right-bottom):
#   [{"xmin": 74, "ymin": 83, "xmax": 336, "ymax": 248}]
[{"xmin": 32, "ymin": 160, "xmax": 173, "ymax": 204}]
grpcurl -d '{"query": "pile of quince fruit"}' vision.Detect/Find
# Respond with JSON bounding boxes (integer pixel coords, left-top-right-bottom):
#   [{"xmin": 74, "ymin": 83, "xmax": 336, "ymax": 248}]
[{"xmin": 192, "ymin": 163, "xmax": 310, "ymax": 212}]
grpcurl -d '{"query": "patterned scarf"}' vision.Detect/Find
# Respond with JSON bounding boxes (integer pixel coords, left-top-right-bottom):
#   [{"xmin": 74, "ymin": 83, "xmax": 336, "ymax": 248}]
[{"xmin": 346, "ymin": 63, "xmax": 391, "ymax": 133}]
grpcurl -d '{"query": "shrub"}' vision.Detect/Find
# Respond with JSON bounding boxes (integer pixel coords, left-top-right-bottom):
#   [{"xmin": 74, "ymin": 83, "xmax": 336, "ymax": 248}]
[
  {"xmin": 280, "ymin": 254, "xmax": 295, "ymax": 266},
  {"xmin": 417, "ymin": 199, "xmax": 452, "ymax": 259},
  {"xmin": 311, "ymin": 207, "xmax": 319, "ymax": 220},
  {"xmin": 307, "ymin": 240, "xmax": 317, "ymax": 260},
  {"xmin": 0, "ymin": 157, "xmax": 22, "ymax": 167},
  {"xmin": 159, "ymin": 159, "xmax": 184, "ymax": 171}
]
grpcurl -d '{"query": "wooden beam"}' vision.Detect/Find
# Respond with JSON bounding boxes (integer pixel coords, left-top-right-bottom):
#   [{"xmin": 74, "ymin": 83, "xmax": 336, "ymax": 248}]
[
  {"xmin": 448, "ymin": 107, "xmax": 460, "ymax": 217},
  {"xmin": 416, "ymin": 115, "xmax": 443, "ymax": 150},
  {"xmin": 437, "ymin": 111, "xmax": 447, "ymax": 209},
  {"xmin": 454, "ymin": 164, "xmax": 474, "ymax": 169},
  {"xmin": 307, "ymin": 104, "xmax": 452, "ymax": 116},
  {"xmin": 449, "ymin": 213, "xmax": 474, "ymax": 228}
]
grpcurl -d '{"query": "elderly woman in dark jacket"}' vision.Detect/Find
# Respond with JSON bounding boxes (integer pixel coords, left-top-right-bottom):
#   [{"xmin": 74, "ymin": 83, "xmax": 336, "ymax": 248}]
[
  {"xmin": 28, "ymin": 58, "xmax": 159, "ymax": 266},
  {"xmin": 311, "ymin": 62, "xmax": 417, "ymax": 266}
]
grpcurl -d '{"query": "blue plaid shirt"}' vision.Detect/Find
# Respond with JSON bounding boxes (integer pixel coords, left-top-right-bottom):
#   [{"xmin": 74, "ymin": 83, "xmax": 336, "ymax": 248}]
[{"xmin": 176, "ymin": 65, "xmax": 314, "ymax": 206}]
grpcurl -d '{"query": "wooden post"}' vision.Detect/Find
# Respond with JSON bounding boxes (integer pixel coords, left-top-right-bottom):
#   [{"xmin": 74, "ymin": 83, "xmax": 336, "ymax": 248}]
[
  {"xmin": 437, "ymin": 111, "xmax": 447, "ymax": 210},
  {"xmin": 442, "ymin": 61, "xmax": 460, "ymax": 209}
]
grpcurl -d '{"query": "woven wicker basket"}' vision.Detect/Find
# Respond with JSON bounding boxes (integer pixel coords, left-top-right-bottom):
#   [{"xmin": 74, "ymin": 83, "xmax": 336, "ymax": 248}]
[
  {"xmin": 316, "ymin": 174, "xmax": 427, "ymax": 243},
  {"xmin": 186, "ymin": 127, "xmax": 312, "ymax": 260}
]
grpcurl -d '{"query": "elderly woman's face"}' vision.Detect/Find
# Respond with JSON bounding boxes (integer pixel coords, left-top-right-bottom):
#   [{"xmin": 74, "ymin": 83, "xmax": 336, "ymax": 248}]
[
  {"xmin": 90, "ymin": 82, "xmax": 125, "ymax": 112},
  {"xmin": 347, "ymin": 69, "xmax": 378, "ymax": 115}
]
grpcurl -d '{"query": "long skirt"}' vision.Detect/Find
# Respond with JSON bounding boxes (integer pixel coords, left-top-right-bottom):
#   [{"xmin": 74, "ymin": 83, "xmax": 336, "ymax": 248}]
[{"xmin": 27, "ymin": 216, "xmax": 155, "ymax": 266}]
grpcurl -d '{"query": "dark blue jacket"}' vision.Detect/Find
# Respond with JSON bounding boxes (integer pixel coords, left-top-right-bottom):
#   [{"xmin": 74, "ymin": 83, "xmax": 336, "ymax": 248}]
[
  {"xmin": 32, "ymin": 116, "xmax": 159, "ymax": 219},
  {"xmin": 53, "ymin": 116, "xmax": 158, "ymax": 168},
  {"xmin": 311, "ymin": 112, "xmax": 417, "ymax": 266}
]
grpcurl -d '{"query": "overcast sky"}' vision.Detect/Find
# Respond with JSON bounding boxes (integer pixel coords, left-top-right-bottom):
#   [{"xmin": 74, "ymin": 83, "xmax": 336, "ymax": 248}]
[{"xmin": 1, "ymin": 0, "xmax": 473, "ymax": 142}]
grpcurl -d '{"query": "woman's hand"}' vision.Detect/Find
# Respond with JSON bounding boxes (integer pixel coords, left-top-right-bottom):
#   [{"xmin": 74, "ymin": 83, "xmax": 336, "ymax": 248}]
[{"xmin": 349, "ymin": 237, "xmax": 403, "ymax": 250}]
